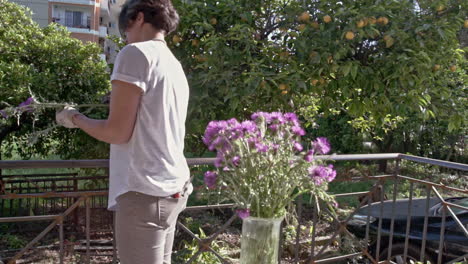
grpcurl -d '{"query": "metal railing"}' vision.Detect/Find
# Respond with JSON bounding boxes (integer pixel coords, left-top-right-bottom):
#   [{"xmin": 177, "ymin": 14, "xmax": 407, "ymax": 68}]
[{"xmin": 0, "ymin": 154, "xmax": 466, "ymax": 264}]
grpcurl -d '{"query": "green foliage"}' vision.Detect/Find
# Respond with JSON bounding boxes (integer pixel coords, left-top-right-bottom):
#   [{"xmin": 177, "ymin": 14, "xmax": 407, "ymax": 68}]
[
  {"xmin": 309, "ymin": 113, "xmax": 365, "ymax": 154},
  {"xmin": 1, "ymin": 0, "xmax": 466, "ymax": 161},
  {"xmin": 0, "ymin": 0, "xmax": 111, "ymax": 159},
  {"xmin": 173, "ymin": 228, "xmax": 234, "ymax": 263},
  {"xmin": 0, "ymin": 233, "xmax": 27, "ymax": 249},
  {"xmin": 171, "ymin": 0, "xmax": 467, "ymax": 155}
]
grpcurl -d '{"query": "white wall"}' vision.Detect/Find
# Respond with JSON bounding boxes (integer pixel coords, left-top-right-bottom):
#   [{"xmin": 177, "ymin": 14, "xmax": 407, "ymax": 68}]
[{"xmin": 10, "ymin": 0, "xmax": 49, "ymax": 27}]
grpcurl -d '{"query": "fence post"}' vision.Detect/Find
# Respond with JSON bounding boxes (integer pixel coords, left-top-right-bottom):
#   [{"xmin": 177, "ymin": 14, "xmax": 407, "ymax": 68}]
[
  {"xmin": 86, "ymin": 197, "xmax": 91, "ymax": 264},
  {"xmin": 73, "ymin": 174, "xmax": 79, "ymax": 231}
]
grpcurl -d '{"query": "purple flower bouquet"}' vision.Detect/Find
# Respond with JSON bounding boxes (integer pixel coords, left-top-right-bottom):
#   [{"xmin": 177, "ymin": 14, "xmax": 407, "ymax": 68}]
[{"xmin": 203, "ymin": 111, "xmax": 336, "ymax": 219}]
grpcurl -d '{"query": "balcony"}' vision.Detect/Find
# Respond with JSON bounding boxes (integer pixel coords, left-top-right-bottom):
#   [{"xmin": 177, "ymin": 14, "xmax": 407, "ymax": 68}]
[
  {"xmin": 51, "ymin": 11, "xmax": 99, "ymax": 37},
  {"xmin": 52, "ymin": 19, "xmax": 99, "ymax": 36},
  {"xmin": 99, "ymin": 26, "xmax": 108, "ymax": 38},
  {"xmin": 48, "ymin": 0, "xmax": 98, "ymax": 6},
  {"xmin": 68, "ymin": 27, "xmax": 99, "ymax": 36}
]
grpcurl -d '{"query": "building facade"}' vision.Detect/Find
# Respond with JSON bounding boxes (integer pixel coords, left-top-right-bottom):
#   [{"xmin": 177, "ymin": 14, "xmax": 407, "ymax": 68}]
[{"xmin": 10, "ymin": 0, "xmax": 122, "ymax": 62}]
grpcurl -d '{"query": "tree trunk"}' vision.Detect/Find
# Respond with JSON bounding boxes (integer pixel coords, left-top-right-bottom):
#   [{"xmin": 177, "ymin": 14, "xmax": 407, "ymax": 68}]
[{"xmin": 373, "ymin": 133, "xmax": 395, "ymax": 173}]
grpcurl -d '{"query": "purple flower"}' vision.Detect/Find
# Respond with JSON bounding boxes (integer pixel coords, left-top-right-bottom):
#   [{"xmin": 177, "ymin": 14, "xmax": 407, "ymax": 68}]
[
  {"xmin": 210, "ymin": 136, "xmax": 226, "ymax": 151},
  {"xmin": 271, "ymin": 144, "xmax": 280, "ymax": 152},
  {"xmin": 18, "ymin": 97, "xmax": 34, "ymax": 108},
  {"xmin": 313, "ymin": 137, "xmax": 331, "ymax": 155},
  {"xmin": 241, "ymin": 120, "xmax": 257, "ymax": 134},
  {"xmin": 247, "ymin": 136, "xmax": 259, "ymax": 148},
  {"xmin": 255, "ymin": 142, "xmax": 269, "ymax": 152},
  {"xmin": 0, "ymin": 110, "xmax": 8, "ymax": 119},
  {"xmin": 284, "ymin": 112, "xmax": 300, "ymax": 126},
  {"xmin": 308, "ymin": 164, "xmax": 336, "ymax": 185},
  {"xmin": 268, "ymin": 124, "xmax": 279, "ymax": 132},
  {"xmin": 304, "ymin": 149, "xmax": 314, "ymax": 162},
  {"xmin": 325, "ymin": 164, "xmax": 337, "ymax": 182},
  {"xmin": 227, "ymin": 118, "xmax": 240, "ymax": 126},
  {"xmin": 270, "ymin": 112, "xmax": 285, "ymax": 124},
  {"xmin": 18, "ymin": 97, "xmax": 35, "ymax": 113},
  {"xmin": 203, "ymin": 120, "xmax": 228, "ymax": 147},
  {"xmin": 293, "ymin": 141, "xmax": 303, "ymax": 152},
  {"xmin": 204, "ymin": 171, "xmax": 217, "ymax": 188},
  {"xmin": 232, "ymin": 156, "xmax": 241, "ymax": 166},
  {"xmin": 308, "ymin": 166, "xmax": 326, "ymax": 185},
  {"xmin": 291, "ymin": 126, "xmax": 305, "ymax": 136},
  {"xmin": 236, "ymin": 209, "xmax": 250, "ymax": 219},
  {"xmin": 214, "ymin": 152, "xmax": 225, "ymax": 168}
]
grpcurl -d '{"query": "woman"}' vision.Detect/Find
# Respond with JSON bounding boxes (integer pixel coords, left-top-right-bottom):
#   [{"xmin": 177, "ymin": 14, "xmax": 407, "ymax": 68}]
[{"xmin": 55, "ymin": 0, "xmax": 191, "ymax": 263}]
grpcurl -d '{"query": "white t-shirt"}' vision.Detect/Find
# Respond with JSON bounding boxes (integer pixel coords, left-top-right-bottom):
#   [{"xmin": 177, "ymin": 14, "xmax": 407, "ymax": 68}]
[{"xmin": 108, "ymin": 40, "xmax": 191, "ymax": 210}]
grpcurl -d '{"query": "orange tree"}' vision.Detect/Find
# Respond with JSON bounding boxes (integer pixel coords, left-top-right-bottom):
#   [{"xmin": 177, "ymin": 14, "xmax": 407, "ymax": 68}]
[{"xmin": 170, "ymin": 0, "xmax": 467, "ymax": 156}]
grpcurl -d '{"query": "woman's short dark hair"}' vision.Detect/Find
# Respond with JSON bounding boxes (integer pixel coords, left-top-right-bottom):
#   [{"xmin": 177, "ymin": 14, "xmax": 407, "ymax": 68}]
[{"xmin": 118, "ymin": 0, "xmax": 179, "ymax": 36}]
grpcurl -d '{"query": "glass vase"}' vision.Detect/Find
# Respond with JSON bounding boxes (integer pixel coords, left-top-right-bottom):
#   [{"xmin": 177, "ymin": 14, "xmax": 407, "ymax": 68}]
[{"xmin": 240, "ymin": 216, "xmax": 284, "ymax": 264}]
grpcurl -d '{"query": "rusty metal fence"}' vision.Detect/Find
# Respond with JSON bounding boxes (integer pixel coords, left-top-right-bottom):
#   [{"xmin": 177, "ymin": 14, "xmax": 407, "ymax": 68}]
[{"xmin": 0, "ymin": 154, "xmax": 467, "ymax": 264}]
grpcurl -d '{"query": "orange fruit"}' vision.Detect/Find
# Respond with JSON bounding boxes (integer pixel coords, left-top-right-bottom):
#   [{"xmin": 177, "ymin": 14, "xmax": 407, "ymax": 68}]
[
  {"xmin": 310, "ymin": 79, "xmax": 319, "ymax": 86},
  {"xmin": 377, "ymin": 17, "xmax": 389, "ymax": 25},
  {"xmin": 362, "ymin": 18, "xmax": 369, "ymax": 26},
  {"xmin": 191, "ymin": 39, "xmax": 199, "ymax": 47},
  {"xmin": 323, "ymin": 15, "xmax": 332, "ymax": 23},
  {"xmin": 172, "ymin": 35, "xmax": 182, "ymax": 43},
  {"xmin": 433, "ymin": 64, "xmax": 441, "ymax": 71},
  {"xmin": 210, "ymin": 17, "xmax": 217, "ymax": 25},
  {"xmin": 450, "ymin": 65, "xmax": 457, "ymax": 72},
  {"xmin": 279, "ymin": 84, "xmax": 288, "ymax": 90},
  {"xmin": 368, "ymin": 17, "xmax": 377, "ymax": 24},
  {"xmin": 356, "ymin": 20, "xmax": 365, "ymax": 28},
  {"xmin": 345, "ymin": 31, "xmax": 355, "ymax": 40},
  {"xmin": 281, "ymin": 90, "xmax": 288, "ymax": 95},
  {"xmin": 311, "ymin": 21, "xmax": 320, "ymax": 29},
  {"xmin": 298, "ymin": 12, "xmax": 310, "ymax": 22},
  {"xmin": 464, "ymin": 20, "xmax": 468, "ymax": 28}
]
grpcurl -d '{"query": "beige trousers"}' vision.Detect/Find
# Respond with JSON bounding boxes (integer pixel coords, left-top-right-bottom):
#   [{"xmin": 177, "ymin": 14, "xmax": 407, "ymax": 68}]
[{"xmin": 115, "ymin": 191, "xmax": 188, "ymax": 264}]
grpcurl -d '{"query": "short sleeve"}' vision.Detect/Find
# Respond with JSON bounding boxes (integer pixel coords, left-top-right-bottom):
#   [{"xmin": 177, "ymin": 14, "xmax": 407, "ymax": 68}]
[{"xmin": 111, "ymin": 45, "xmax": 150, "ymax": 92}]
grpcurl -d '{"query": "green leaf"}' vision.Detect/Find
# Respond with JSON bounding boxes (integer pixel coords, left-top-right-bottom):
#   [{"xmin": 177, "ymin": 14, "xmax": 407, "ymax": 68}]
[
  {"xmin": 350, "ymin": 63, "xmax": 358, "ymax": 80},
  {"xmin": 341, "ymin": 62, "xmax": 351, "ymax": 77}
]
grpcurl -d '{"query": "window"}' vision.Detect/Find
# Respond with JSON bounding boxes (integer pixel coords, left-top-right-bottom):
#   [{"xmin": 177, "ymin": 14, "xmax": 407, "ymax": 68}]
[
  {"xmin": 65, "ymin": 11, "xmax": 73, "ymax": 27},
  {"xmin": 73, "ymin": 11, "xmax": 82, "ymax": 27},
  {"xmin": 65, "ymin": 10, "xmax": 85, "ymax": 28}
]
